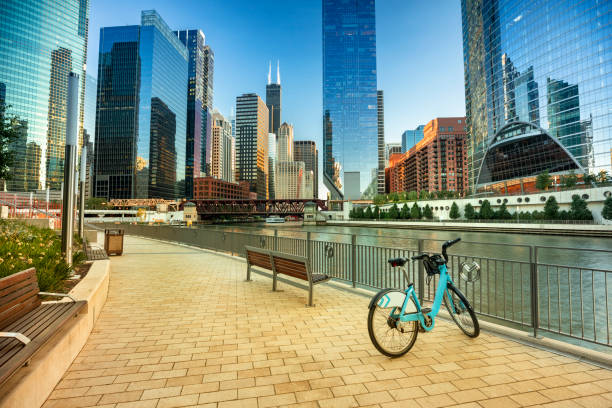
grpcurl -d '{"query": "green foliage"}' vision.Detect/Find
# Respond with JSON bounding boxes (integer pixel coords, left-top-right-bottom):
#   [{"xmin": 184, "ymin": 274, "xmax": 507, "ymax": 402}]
[
  {"xmin": 373, "ymin": 206, "xmax": 380, "ymax": 219},
  {"xmin": 85, "ymin": 197, "xmax": 108, "ymax": 210},
  {"xmin": 389, "ymin": 203, "xmax": 400, "ymax": 219},
  {"xmin": 373, "ymin": 194, "xmax": 386, "ymax": 205},
  {"xmin": 569, "ymin": 194, "xmax": 593, "ymax": 220},
  {"xmin": 449, "ymin": 202, "xmax": 460, "ymax": 219},
  {"xmin": 0, "ymin": 220, "xmax": 82, "ymax": 292},
  {"xmin": 598, "ymin": 170, "xmax": 609, "ymax": 184},
  {"xmin": 407, "ymin": 191, "xmax": 418, "ymax": 201},
  {"xmin": 389, "ymin": 192, "xmax": 400, "ymax": 202},
  {"xmin": 423, "ymin": 204, "xmax": 433, "ymax": 219},
  {"xmin": 479, "ymin": 200, "xmax": 494, "ymax": 219},
  {"xmin": 0, "ymin": 106, "xmax": 22, "ymax": 181},
  {"xmin": 410, "ymin": 202, "xmax": 422, "ymax": 219},
  {"xmin": 365, "ymin": 207, "xmax": 373, "ymax": 219},
  {"xmin": 535, "ymin": 171, "xmax": 552, "ymax": 191},
  {"xmin": 561, "ymin": 171, "xmax": 577, "ymax": 189},
  {"xmin": 583, "ymin": 173, "xmax": 597, "ymax": 185},
  {"xmin": 518, "ymin": 211, "xmax": 533, "ymax": 220},
  {"xmin": 602, "ymin": 196, "xmax": 612, "ymax": 220},
  {"xmin": 544, "ymin": 196, "xmax": 559, "ymax": 219},
  {"xmin": 464, "ymin": 203, "xmax": 476, "ymax": 220},
  {"xmin": 400, "ymin": 203, "xmax": 410, "ymax": 219},
  {"xmin": 496, "ymin": 202, "xmax": 512, "ymax": 219},
  {"xmin": 356, "ymin": 207, "xmax": 365, "ymax": 219},
  {"xmin": 418, "ymin": 190, "xmax": 430, "ymax": 200}
]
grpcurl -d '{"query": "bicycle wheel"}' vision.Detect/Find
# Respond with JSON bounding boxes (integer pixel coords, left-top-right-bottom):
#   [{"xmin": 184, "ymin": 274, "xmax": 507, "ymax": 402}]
[
  {"xmin": 368, "ymin": 290, "xmax": 419, "ymax": 357},
  {"xmin": 443, "ymin": 284, "xmax": 479, "ymax": 338}
]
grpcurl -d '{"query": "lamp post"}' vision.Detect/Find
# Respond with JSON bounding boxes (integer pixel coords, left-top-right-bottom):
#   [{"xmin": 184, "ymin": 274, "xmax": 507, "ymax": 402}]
[
  {"xmin": 61, "ymin": 72, "xmax": 79, "ymax": 266},
  {"xmin": 78, "ymin": 145, "xmax": 87, "ymax": 239}
]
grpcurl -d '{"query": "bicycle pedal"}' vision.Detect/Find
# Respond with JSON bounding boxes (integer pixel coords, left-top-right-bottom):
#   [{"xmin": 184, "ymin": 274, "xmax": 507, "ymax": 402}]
[{"xmin": 421, "ymin": 307, "xmax": 432, "ymax": 314}]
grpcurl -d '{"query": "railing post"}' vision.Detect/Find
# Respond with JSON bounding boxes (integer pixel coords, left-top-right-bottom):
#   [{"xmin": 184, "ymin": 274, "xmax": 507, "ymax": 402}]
[
  {"xmin": 307, "ymin": 231, "xmax": 312, "ymax": 261},
  {"xmin": 274, "ymin": 229, "xmax": 278, "ymax": 251},
  {"xmin": 351, "ymin": 234, "xmax": 357, "ymax": 288},
  {"xmin": 530, "ymin": 245, "xmax": 539, "ymax": 338},
  {"xmin": 417, "ymin": 239, "xmax": 425, "ymax": 303}
]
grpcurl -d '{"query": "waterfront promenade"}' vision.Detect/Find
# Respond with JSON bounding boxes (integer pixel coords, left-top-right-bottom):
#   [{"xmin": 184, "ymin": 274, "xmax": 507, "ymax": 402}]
[{"xmin": 44, "ymin": 236, "xmax": 611, "ymax": 408}]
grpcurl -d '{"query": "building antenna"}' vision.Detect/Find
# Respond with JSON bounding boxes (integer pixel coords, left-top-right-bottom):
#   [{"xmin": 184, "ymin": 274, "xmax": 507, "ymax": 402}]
[
  {"xmin": 267, "ymin": 61, "xmax": 271, "ymax": 85},
  {"xmin": 277, "ymin": 60, "xmax": 280, "ymax": 85}
]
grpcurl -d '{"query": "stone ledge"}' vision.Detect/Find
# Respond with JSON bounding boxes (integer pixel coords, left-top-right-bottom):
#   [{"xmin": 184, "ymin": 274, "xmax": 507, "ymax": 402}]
[{"xmin": 0, "ymin": 259, "xmax": 111, "ymax": 408}]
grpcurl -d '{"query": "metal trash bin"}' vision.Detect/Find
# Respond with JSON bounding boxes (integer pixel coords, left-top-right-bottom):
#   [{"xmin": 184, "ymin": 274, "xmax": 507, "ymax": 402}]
[{"xmin": 104, "ymin": 229, "xmax": 124, "ymax": 256}]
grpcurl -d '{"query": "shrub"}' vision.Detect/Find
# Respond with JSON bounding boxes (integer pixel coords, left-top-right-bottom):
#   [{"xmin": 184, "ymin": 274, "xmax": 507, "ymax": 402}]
[
  {"xmin": 389, "ymin": 204, "xmax": 400, "ymax": 219},
  {"xmin": 407, "ymin": 191, "xmax": 418, "ymax": 201},
  {"xmin": 464, "ymin": 203, "xmax": 476, "ymax": 220},
  {"xmin": 496, "ymin": 202, "xmax": 512, "ymax": 219},
  {"xmin": 449, "ymin": 202, "xmax": 460, "ymax": 219},
  {"xmin": 400, "ymin": 203, "xmax": 410, "ymax": 219},
  {"xmin": 365, "ymin": 207, "xmax": 373, "ymax": 219},
  {"xmin": 423, "ymin": 204, "xmax": 433, "ymax": 219},
  {"xmin": 544, "ymin": 196, "xmax": 559, "ymax": 219},
  {"xmin": 410, "ymin": 202, "xmax": 422, "ymax": 219},
  {"xmin": 373, "ymin": 206, "xmax": 380, "ymax": 219},
  {"xmin": 569, "ymin": 194, "xmax": 593, "ymax": 220},
  {"xmin": 536, "ymin": 171, "xmax": 552, "ymax": 190},
  {"xmin": 373, "ymin": 195, "xmax": 386, "ymax": 205},
  {"xmin": 479, "ymin": 200, "xmax": 494, "ymax": 219},
  {"xmin": 561, "ymin": 171, "xmax": 577, "ymax": 189},
  {"xmin": 602, "ymin": 196, "xmax": 612, "ymax": 220}
]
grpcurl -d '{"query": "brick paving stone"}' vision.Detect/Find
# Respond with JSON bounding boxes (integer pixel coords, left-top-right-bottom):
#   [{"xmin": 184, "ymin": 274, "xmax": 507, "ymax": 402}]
[{"xmin": 43, "ymin": 236, "xmax": 612, "ymax": 407}]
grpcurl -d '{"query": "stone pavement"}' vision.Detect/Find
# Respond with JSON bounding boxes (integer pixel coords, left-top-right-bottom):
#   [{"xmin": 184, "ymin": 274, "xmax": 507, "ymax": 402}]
[{"xmin": 44, "ymin": 236, "xmax": 612, "ymax": 408}]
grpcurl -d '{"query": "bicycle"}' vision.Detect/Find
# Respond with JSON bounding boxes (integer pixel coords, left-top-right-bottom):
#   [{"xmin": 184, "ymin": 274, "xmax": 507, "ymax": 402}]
[{"xmin": 367, "ymin": 238, "xmax": 480, "ymax": 357}]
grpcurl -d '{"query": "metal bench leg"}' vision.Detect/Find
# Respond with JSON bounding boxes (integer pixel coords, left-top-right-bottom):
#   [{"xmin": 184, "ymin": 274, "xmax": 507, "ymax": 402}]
[
  {"xmin": 306, "ymin": 282, "xmax": 314, "ymax": 307},
  {"xmin": 246, "ymin": 265, "xmax": 252, "ymax": 281},
  {"xmin": 272, "ymin": 270, "xmax": 278, "ymax": 291}
]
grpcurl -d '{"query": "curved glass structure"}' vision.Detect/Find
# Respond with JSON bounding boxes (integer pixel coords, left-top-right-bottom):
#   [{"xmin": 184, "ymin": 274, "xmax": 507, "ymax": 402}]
[{"xmin": 462, "ymin": 0, "xmax": 611, "ymax": 189}]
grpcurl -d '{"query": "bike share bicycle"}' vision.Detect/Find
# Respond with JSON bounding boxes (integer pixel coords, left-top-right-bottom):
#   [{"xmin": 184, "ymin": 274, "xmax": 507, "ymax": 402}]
[{"xmin": 368, "ymin": 238, "xmax": 480, "ymax": 357}]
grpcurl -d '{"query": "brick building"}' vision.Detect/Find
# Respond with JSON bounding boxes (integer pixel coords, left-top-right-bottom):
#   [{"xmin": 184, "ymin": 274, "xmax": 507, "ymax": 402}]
[
  {"xmin": 387, "ymin": 117, "xmax": 468, "ymax": 194},
  {"xmin": 193, "ymin": 177, "xmax": 251, "ymax": 199}
]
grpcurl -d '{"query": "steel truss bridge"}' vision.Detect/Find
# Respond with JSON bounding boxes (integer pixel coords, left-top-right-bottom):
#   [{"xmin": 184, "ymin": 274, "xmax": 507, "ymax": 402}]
[{"xmin": 185, "ymin": 199, "xmax": 328, "ymax": 217}]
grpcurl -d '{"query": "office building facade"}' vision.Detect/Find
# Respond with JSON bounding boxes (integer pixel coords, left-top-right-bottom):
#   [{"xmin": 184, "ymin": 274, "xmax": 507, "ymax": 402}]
[
  {"xmin": 385, "ymin": 143, "xmax": 402, "ymax": 165},
  {"xmin": 293, "ymin": 140, "xmax": 319, "ymax": 199},
  {"xmin": 193, "ymin": 176, "xmax": 250, "ymax": 199},
  {"xmin": 266, "ymin": 61, "xmax": 282, "ymax": 136},
  {"xmin": 462, "ymin": 0, "xmax": 611, "ymax": 192},
  {"xmin": 94, "ymin": 10, "xmax": 188, "ymax": 200},
  {"xmin": 323, "ymin": 0, "xmax": 378, "ymax": 200},
  {"xmin": 277, "ymin": 122, "xmax": 294, "ymax": 162},
  {"xmin": 402, "ymin": 125, "xmax": 425, "ymax": 153},
  {"xmin": 276, "ymin": 161, "xmax": 305, "ymax": 199},
  {"xmin": 1, "ymin": 0, "xmax": 89, "ymax": 191},
  {"xmin": 210, "ymin": 110, "xmax": 234, "ymax": 182},
  {"xmin": 268, "ymin": 133, "xmax": 276, "ymax": 199},
  {"xmin": 235, "ymin": 93, "xmax": 269, "ymax": 199}
]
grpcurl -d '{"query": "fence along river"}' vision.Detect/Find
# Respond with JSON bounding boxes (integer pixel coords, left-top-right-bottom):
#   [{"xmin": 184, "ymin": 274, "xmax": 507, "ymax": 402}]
[{"xmin": 118, "ymin": 223, "xmax": 612, "ymax": 350}]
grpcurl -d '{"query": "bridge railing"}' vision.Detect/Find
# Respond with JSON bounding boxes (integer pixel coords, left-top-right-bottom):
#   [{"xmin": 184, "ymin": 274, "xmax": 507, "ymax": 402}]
[{"xmin": 112, "ymin": 224, "xmax": 611, "ymax": 349}]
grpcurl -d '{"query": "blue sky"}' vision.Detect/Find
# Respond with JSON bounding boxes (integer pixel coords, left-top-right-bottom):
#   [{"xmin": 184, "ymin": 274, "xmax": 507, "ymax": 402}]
[{"xmin": 87, "ymin": 0, "xmax": 465, "ymax": 148}]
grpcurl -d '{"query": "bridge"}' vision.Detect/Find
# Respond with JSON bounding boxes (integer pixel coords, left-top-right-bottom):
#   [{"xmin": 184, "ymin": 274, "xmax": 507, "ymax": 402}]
[{"xmin": 184, "ymin": 199, "xmax": 328, "ymax": 217}]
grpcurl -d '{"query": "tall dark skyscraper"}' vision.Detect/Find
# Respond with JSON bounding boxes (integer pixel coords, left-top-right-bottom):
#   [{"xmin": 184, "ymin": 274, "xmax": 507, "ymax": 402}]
[
  {"xmin": 0, "ymin": 0, "xmax": 89, "ymax": 192},
  {"xmin": 94, "ymin": 10, "xmax": 188, "ymax": 199},
  {"xmin": 266, "ymin": 61, "xmax": 282, "ymax": 136},
  {"xmin": 376, "ymin": 90, "xmax": 385, "ymax": 195},
  {"xmin": 462, "ymin": 0, "xmax": 609, "ymax": 192},
  {"xmin": 294, "ymin": 140, "xmax": 319, "ymax": 199},
  {"xmin": 202, "ymin": 45, "xmax": 215, "ymax": 177},
  {"xmin": 322, "ymin": 0, "xmax": 377, "ymax": 200}
]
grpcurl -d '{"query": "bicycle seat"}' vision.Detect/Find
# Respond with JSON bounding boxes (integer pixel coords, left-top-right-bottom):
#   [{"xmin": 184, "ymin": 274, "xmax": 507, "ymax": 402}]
[{"xmin": 388, "ymin": 257, "xmax": 408, "ymax": 267}]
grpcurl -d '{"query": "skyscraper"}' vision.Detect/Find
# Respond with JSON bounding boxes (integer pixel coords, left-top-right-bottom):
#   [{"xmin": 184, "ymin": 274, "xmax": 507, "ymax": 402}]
[
  {"xmin": 377, "ymin": 90, "xmax": 385, "ymax": 195},
  {"xmin": 268, "ymin": 133, "xmax": 276, "ymax": 199},
  {"xmin": 277, "ymin": 123, "xmax": 294, "ymax": 162},
  {"xmin": 210, "ymin": 110, "xmax": 234, "ymax": 182},
  {"xmin": 235, "ymin": 93, "xmax": 269, "ymax": 198},
  {"xmin": 83, "ymin": 74, "xmax": 97, "ymax": 142},
  {"xmin": 276, "ymin": 161, "xmax": 305, "ymax": 199},
  {"xmin": 266, "ymin": 61, "xmax": 282, "ymax": 136},
  {"xmin": 294, "ymin": 140, "xmax": 318, "ymax": 199},
  {"xmin": 401, "ymin": 125, "xmax": 425, "ymax": 153},
  {"xmin": 94, "ymin": 10, "xmax": 188, "ymax": 199},
  {"xmin": 322, "ymin": 0, "xmax": 377, "ymax": 200},
  {"xmin": 202, "ymin": 45, "xmax": 214, "ymax": 176},
  {"xmin": 176, "ymin": 29, "xmax": 207, "ymax": 199},
  {"xmin": 462, "ymin": 0, "xmax": 610, "ymax": 192},
  {"xmin": 0, "ymin": 0, "xmax": 89, "ymax": 191}
]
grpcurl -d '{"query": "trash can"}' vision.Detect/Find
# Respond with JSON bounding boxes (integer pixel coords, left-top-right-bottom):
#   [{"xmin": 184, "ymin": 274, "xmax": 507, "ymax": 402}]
[{"xmin": 104, "ymin": 229, "xmax": 124, "ymax": 256}]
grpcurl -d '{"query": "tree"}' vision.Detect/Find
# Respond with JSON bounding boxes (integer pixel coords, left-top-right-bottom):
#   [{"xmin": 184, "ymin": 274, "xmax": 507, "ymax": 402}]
[
  {"xmin": 373, "ymin": 205, "xmax": 380, "ymax": 219},
  {"xmin": 373, "ymin": 194, "xmax": 386, "ymax": 205},
  {"xmin": 479, "ymin": 200, "xmax": 494, "ymax": 219},
  {"xmin": 389, "ymin": 192, "xmax": 400, "ymax": 202},
  {"xmin": 407, "ymin": 191, "xmax": 418, "ymax": 201},
  {"xmin": 389, "ymin": 203, "xmax": 400, "ymax": 219},
  {"xmin": 464, "ymin": 203, "xmax": 476, "ymax": 220},
  {"xmin": 583, "ymin": 173, "xmax": 597, "ymax": 186},
  {"xmin": 86, "ymin": 197, "xmax": 108, "ymax": 210},
  {"xmin": 597, "ymin": 170, "xmax": 609, "ymax": 184},
  {"xmin": 423, "ymin": 204, "xmax": 433, "ymax": 219},
  {"xmin": 561, "ymin": 171, "xmax": 577, "ymax": 189},
  {"xmin": 602, "ymin": 196, "xmax": 612, "ymax": 220},
  {"xmin": 364, "ymin": 207, "xmax": 373, "ymax": 219},
  {"xmin": 449, "ymin": 202, "xmax": 460, "ymax": 219},
  {"xmin": 543, "ymin": 196, "xmax": 559, "ymax": 219},
  {"xmin": 536, "ymin": 171, "xmax": 552, "ymax": 191},
  {"xmin": 419, "ymin": 190, "xmax": 430, "ymax": 200},
  {"xmin": 400, "ymin": 203, "xmax": 410, "ymax": 219},
  {"xmin": 410, "ymin": 202, "xmax": 422, "ymax": 219},
  {"xmin": 0, "ymin": 106, "xmax": 22, "ymax": 182},
  {"xmin": 356, "ymin": 207, "xmax": 365, "ymax": 219},
  {"xmin": 349, "ymin": 208, "xmax": 355, "ymax": 219},
  {"xmin": 496, "ymin": 202, "xmax": 511, "ymax": 219},
  {"xmin": 569, "ymin": 194, "xmax": 593, "ymax": 220}
]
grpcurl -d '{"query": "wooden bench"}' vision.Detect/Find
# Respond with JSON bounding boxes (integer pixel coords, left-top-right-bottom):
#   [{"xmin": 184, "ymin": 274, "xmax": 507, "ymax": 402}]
[
  {"xmin": 0, "ymin": 268, "xmax": 87, "ymax": 385},
  {"xmin": 244, "ymin": 246, "xmax": 331, "ymax": 306}
]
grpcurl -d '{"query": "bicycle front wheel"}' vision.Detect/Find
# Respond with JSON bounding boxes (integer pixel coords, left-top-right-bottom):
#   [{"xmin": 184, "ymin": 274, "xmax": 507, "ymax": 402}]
[
  {"xmin": 368, "ymin": 290, "xmax": 419, "ymax": 357},
  {"xmin": 444, "ymin": 285, "xmax": 480, "ymax": 338}
]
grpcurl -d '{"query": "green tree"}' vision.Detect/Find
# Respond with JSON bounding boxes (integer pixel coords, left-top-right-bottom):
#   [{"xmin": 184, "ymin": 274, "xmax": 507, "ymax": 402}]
[
  {"xmin": 389, "ymin": 203, "xmax": 400, "ymax": 219},
  {"xmin": 535, "ymin": 171, "xmax": 552, "ymax": 191},
  {"xmin": 0, "ymin": 106, "xmax": 22, "ymax": 181},
  {"xmin": 601, "ymin": 196, "xmax": 612, "ymax": 220},
  {"xmin": 356, "ymin": 207, "xmax": 365, "ymax": 219},
  {"xmin": 373, "ymin": 194, "xmax": 386, "ymax": 205},
  {"xmin": 496, "ymin": 202, "xmax": 512, "ymax": 219},
  {"xmin": 423, "ymin": 204, "xmax": 433, "ymax": 219},
  {"xmin": 373, "ymin": 205, "xmax": 380, "ymax": 219},
  {"xmin": 597, "ymin": 170, "xmax": 609, "ymax": 184},
  {"xmin": 583, "ymin": 173, "xmax": 597, "ymax": 186},
  {"xmin": 479, "ymin": 200, "xmax": 494, "ymax": 219},
  {"xmin": 365, "ymin": 207, "xmax": 373, "ymax": 219},
  {"xmin": 464, "ymin": 203, "xmax": 476, "ymax": 220},
  {"xmin": 400, "ymin": 203, "xmax": 410, "ymax": 219},
  {"xmin": 449, "ymin": 202, "xmax": 460, "ymax": 219},
  {"xmin": 389, "ymin": 192, "xmax": 400, "ymax": 202},
  {"xmin": 410, "ymin": 202, "xmax": 422, "ymax": 219},
  {"xmin": 569, "ymin": 194, "xmax": 593, "ymax": 220},
  {"xmin": 349, "ymin": 208, "xmax": 355, "ymax": 219},
  {"xmin": 419, "ymin": 190, "xmax": 429, "ymax": 200},
  {"xmin": 543, "ymin": 196, "xmax": 559, "ymax": 219},
  {"xmin": 85, "ymin": 197, "xmax": 108, "ymax": 210},
  {"xmin": 561, "ymin": 171, "xmax": 577, "ymax": 189},
  {"xmin": 407, "ymin": 191, "xmax": 418, "ymax": 201}
]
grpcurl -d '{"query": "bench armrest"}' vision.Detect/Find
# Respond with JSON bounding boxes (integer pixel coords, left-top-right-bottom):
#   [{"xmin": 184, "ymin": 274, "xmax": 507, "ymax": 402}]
[
  {"xmin": 39, "ymin": 292, "xmax": 77, "ymax": 302},
  {"xmin": 0, "ymin": 332, "xmax": 31, "ymax": 345}
]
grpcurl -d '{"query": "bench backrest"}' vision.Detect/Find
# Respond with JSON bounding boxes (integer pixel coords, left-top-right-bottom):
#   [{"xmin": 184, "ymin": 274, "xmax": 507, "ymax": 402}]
[
  {"xmin": 270, "ymin": 252, "xmax": 310, "ymax": 281},
  {"xmin": 0, "ymin": 268, "xmax": 41, "ymax": 329},
  {"xmin": 245, "ymin": 246, "xmax": 272, "ymax": 270}
]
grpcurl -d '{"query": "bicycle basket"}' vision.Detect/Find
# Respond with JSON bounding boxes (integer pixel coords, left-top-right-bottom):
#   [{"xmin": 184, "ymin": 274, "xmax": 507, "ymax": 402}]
[
  {"xmin": 459, "ymin": 261, "xmax": 481, "ymax": 283},
  {"xmin": 424, "ymin": 255, "xmax": 444, "ymax": 275}
]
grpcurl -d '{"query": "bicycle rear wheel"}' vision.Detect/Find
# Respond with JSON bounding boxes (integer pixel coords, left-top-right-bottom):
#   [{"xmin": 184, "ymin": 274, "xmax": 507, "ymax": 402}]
[
  {"xmin": 444, "ymin": 284, "xmax": 479, "ymax": 338},
  {"xmin": 368, "ymin": 290, "xmax": 419, "ymax": 357}
]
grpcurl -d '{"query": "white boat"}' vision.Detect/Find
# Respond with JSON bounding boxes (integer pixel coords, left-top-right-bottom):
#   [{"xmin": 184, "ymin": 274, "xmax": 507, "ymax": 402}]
[{"xmin": 265, "ymin": 215, "xmax": 285, "ymax": 224}]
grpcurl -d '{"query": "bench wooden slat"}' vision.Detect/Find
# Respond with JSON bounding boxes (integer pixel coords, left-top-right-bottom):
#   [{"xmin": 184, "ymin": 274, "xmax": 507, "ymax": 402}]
[
  {"xmin": 0, "ymin": 273, "xmax": 37, "ymax": 298},
  {"xmin": 0, "ymin": 268, "xmax": 41, "ymax": 329}
]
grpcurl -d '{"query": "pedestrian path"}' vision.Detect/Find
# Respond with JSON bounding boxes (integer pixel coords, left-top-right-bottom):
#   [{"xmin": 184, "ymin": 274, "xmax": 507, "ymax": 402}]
[{"xmin": 44, "ymin": 236, "xmax": 612, "ymax": 408}]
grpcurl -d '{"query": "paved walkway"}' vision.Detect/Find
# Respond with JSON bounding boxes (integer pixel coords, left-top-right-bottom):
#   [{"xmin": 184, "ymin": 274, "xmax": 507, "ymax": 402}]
[{"xmin": 45, "ymin": 236, "xmax": 612, "ymax": 408}]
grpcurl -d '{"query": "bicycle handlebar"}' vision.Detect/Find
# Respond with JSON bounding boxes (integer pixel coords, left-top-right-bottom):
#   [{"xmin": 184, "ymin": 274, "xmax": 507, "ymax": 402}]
[{"xmin": 441, "ymin": 238, "xmax": 461, "ymax": 261}]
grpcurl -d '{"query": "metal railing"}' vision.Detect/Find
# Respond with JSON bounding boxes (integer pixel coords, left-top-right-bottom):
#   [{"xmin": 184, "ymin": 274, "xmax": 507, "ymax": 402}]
[{"xmin": 113, "ymin": 224, "xmax": 611, "ymax": 348}]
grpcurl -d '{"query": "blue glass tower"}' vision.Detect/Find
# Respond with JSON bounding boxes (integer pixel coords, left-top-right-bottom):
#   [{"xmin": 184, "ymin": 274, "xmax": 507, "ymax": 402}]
[
  {"xmin": 0, "ymin": 0, "xmax": 89, "ymax": 191},
  {"xmin": 322, "ymin": 0, "xmax": 378, "ymax": 200},
  {"xmin": 462, "ymin": 0, "xmax": 612, "ymax": 191},
  {"xmin": 94, "ymin": 10, "xmax": 188, "ymax": 199},
  {"xmin": 401, "ymin": 125, "xmax": 425, "ymax": 153}
]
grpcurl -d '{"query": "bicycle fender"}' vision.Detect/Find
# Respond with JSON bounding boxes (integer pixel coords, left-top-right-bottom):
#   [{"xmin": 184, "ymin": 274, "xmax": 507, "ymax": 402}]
[{"xmin": 369, "ymin": 288, "xmax": 407, "ymax": 309}]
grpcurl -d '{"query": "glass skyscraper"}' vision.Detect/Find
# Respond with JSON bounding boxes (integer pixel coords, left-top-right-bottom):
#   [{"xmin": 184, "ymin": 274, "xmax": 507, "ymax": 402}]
[
  {"xmin": 322, "ymin": 0, "xmax": 378, "ymax": 200},
  {"xmin": 401, "ymin": 125, "xmax": 425, "ymax": 153},
  {"xmin": 94, "ymin": 10, "xmax": 188, "ymax": 199},
  {"xmin": 462, "ymin": 0, "xmax": 612, "ymax": 191},
  {"xmin": 0, "ymin": 0, "xmax": 89, "ymax": 192}
]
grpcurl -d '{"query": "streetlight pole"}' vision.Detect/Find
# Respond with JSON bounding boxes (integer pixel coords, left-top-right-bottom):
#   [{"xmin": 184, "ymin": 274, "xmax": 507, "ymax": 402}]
[
  {"xmin": 61, "ymin": 72, "xmax": 79, "ymax": 266},
  {"xmin": 78, "ymin": 145, "xmax": 87, "ymax": 239}
]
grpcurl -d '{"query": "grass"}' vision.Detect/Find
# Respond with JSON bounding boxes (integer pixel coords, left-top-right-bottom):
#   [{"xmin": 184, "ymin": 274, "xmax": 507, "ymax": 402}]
[{"xmin": 0, "ymin": 220, "xmax": 85, "ymax": 292}]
